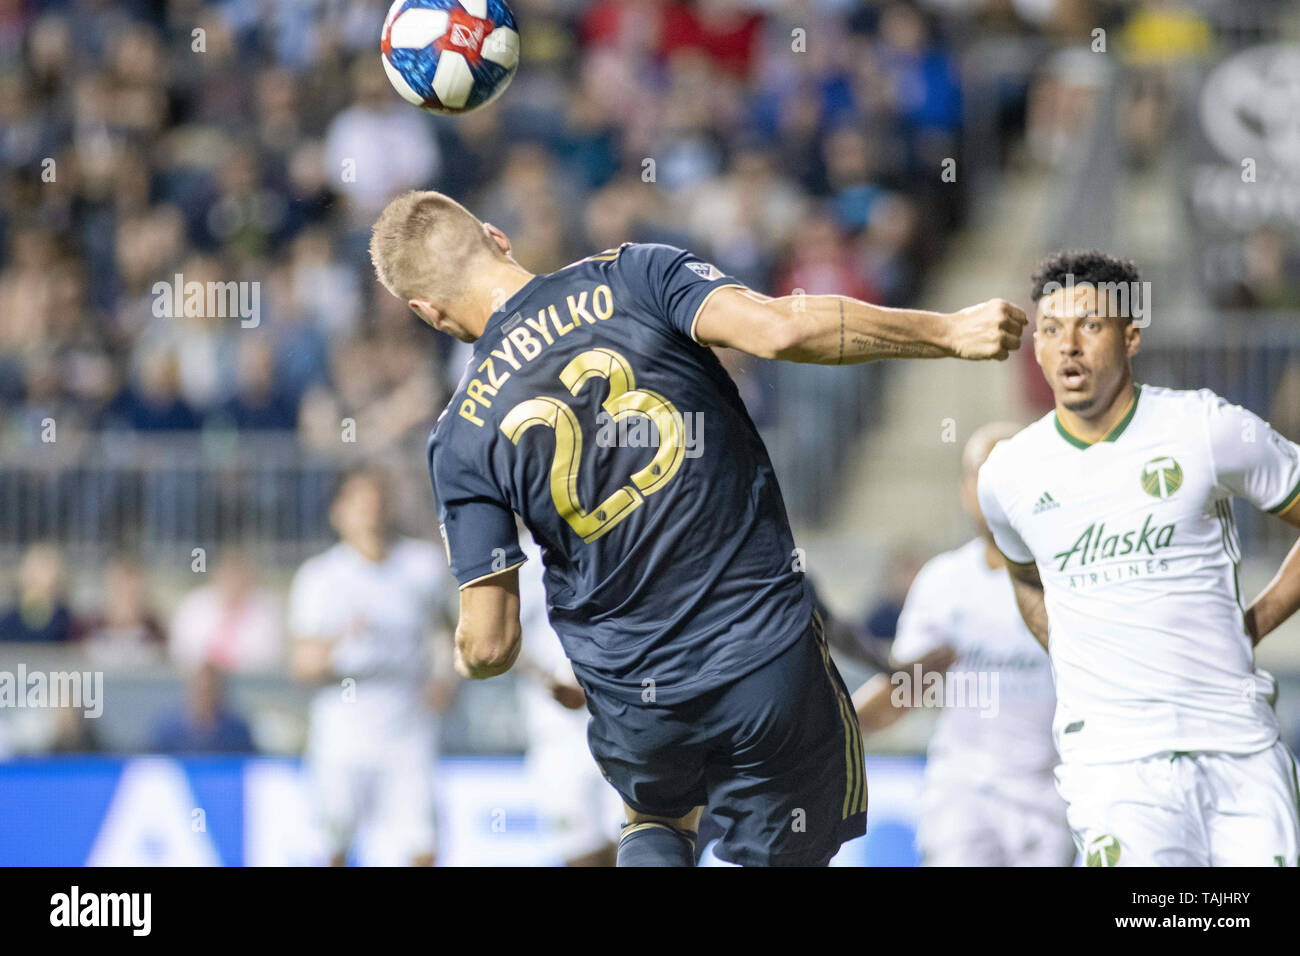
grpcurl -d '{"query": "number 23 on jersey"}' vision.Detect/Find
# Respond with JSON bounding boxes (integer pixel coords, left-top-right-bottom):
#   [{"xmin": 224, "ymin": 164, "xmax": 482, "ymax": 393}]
[{"xmin": 500, "ymin": 348, "xmax": 686, "ymax": 543}]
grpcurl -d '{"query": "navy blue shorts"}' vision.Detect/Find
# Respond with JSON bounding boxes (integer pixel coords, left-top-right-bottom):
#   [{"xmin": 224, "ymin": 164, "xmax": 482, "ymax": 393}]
[{"xmin": 584, "ymin": 612, "xmax": 868, "ymax": 866}]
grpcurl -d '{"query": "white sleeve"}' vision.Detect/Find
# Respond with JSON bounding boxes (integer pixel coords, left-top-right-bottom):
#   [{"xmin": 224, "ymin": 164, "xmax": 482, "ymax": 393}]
[
  {"xmin": 405, "ymin": 540, "xmax": 456, "ymax": 677},
  {"xmin": 287, "ymin": 562, "xmax": 330, "ymax": 640},
  {"xmin": 977, "ymin": 455, "xmax": 1035, "ymax": 564},
  {"xmin": 514, "ymin": 542, "xmax": 572, "ymax": 680},
  {"xmin": 1206, "ymin": 395, "xmax": 1300, "ymax": 515},
  {"xmin": 407, "ymin": 539, "xmax": 455, "ymax": 623},
  {"xmin": 889, "ymin": 560, "xmax": 954, "ymax": 662}
]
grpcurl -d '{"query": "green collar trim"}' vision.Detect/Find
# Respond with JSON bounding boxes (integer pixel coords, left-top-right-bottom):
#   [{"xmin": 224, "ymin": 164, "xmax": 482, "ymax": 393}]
[{"xmin": 1055, "ymin": 384, "xmax": 1141, "ymax": 449}]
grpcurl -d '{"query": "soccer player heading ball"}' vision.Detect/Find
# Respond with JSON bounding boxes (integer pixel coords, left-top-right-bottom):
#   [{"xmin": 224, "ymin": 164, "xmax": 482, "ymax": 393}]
[
  {"xmin": 979, "ymin": 250, "xmax": 1300, "ymax": 867},
  {"xmin": 370, "ymin": 190, "xmax": 1025, "ymax": 867}
]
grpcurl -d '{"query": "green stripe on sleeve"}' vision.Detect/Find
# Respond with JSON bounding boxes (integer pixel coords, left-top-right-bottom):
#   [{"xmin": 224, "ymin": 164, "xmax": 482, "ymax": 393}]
[{"xmin": 1268, "ymin": 476, "xmax": 1300, "ymax": 516}]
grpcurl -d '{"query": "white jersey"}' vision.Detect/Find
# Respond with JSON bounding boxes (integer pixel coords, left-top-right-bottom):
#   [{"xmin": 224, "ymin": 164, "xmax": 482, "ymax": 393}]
[
  {"xmin": 978, "ymin": 385, "xmax": 1300, "ymax": 765},
  {"xmin": 516, "ymin": 536, "xmax": 624, "ymax": 859},
  {"xmin": 516, "ymin": 537, "xmax": 587, "ymax": 746},
  {"xmin": 288, "ymin": 538, "xmax": 450, "ymax": 758},
  {"xmin": 891, "ymin": 538, "xmax": 1060, "ymax": 787}
]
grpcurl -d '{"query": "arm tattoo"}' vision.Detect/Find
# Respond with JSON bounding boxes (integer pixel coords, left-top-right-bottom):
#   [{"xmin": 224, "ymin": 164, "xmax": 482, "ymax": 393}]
[{"xmin": 848, "ymin": 334, "xmax": 946, "ymax": 358}]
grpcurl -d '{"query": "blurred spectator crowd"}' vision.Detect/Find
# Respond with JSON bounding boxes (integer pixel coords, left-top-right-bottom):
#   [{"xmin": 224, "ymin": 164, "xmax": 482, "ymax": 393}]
[
  {"xmin": 0, "ymin": 0, "xmax": 1191, "ymax": 757},
  {"xmin": 0, "ymin": 0, "xmax": 1059, "ymax": 459},
  {"xmin": 1, "ymin": 0, "xmax": 1298, "ymax": 759},
  {"xmin": 0, "ymin": 537, "xmax": 281, "ymax": 755}
]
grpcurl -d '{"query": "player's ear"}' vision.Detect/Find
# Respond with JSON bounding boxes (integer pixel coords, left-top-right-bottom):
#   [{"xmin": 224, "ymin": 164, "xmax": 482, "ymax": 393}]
[
  {"xmin": 1124, "ymin": 320, "xmax": 1141, "ymax": 358},
  {"xmin": 408, "ymin": 298, "xmax": 443, "ymax": 330},
  {"xmin": 1031, "ymin": 312, "xmax": 1047, "ymax": 368},
  {"xmin": 483, "ymin": 222, "xmax": 511, "ymax": 256}
]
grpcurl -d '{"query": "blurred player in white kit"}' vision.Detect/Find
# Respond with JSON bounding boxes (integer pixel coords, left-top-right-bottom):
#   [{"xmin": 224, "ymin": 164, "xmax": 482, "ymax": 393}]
[
  {"xmin": 289, "ymin": 468, "xmax": 456, "ymax": 866},
  {"xmin": 854, "ymin": 424, "xmax": 1075, "ymax": 866},
  {"xmin": 515, "ymin": 531, "xmax": 623, "ymax": 866}
]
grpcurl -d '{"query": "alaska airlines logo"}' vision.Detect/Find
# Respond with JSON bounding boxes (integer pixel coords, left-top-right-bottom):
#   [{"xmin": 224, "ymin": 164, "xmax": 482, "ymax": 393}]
[
  {"xmin": 1053, "ymin": 515, "xmax": 1175, "ymax": 571},
  {"xmin": 1141, "ymin": 456, "xmax": 1183, "ymax": 499}
]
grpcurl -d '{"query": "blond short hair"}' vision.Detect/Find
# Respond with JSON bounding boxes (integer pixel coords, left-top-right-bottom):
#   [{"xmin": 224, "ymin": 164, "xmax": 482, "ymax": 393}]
[{"xmin": 369, "ymin": 190, "xmax": 496, "ymax": 303}]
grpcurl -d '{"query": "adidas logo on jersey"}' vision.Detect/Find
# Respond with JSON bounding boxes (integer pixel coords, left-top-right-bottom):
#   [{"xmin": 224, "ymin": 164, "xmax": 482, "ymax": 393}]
[{"xmin": 1032, "ymin": 491, "xmax": 1060, "ymax": 514}]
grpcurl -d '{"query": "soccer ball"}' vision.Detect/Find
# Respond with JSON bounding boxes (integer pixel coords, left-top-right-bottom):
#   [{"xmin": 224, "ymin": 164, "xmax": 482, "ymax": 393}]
[{"xmin": 380, "ymin": 0, "xmax": 521, "ymax": 115}]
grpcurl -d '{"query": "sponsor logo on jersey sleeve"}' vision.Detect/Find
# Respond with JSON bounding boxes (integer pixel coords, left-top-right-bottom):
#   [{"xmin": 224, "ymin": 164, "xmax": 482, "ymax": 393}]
[{"xmin": 685, "ymin": 261, "xmax": 724, "ymax": 281}]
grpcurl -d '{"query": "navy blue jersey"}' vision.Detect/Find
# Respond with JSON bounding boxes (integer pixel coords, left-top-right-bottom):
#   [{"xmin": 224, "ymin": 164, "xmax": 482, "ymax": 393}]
[{"xmin": 428, "ymin": 243, "xmax": 812, "ymax": 704}]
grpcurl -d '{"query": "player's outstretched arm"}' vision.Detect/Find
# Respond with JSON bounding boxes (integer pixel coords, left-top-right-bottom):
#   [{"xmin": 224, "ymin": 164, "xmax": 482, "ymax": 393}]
[
  {"xmin": 694, "ymin": 286, "xmax": 1027, "ymax": 364},
  {"xmin": 455, "ymin": 569, "xmax": 523, "ymax": 679},
  {"xmin": 1006, "ymin": 561, "xmax": 1050, "ymax": 651},
  {"xmin": 852, "ymin": 644, "xmax": 958, "ymax": 733},
  {"xmin": 1244, "ymin": 506, "xmax": 1300, "ymax": 646}
]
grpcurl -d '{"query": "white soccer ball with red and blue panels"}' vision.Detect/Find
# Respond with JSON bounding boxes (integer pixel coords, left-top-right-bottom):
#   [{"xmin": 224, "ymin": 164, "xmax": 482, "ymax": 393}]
[{"xmin": 381, "ymin": 0, "xmax": 520, "ymax": 115}]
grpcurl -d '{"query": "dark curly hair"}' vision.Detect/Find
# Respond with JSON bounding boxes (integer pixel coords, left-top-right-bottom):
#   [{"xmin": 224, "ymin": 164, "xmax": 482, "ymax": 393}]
[{"xmin": 1030, "ymin": 250, "xmax": 1142, "ymax": 308}]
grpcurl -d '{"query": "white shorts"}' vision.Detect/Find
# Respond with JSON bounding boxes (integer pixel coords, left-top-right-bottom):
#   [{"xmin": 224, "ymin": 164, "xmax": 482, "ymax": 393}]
[
  {"xmin": 1055, "ymin": 741, "xmax": 1300, "ymax": 867},
  {"xmin": 308, "ymin": 738, "xmax": 438, "ymax": 861},
  {"xmin": 917, "ymin": 775, "xmax": 1076, "ymax": 867},
  {"xmin": 527, "ymin": 736, "xmax": 623, "ymax": 862}
]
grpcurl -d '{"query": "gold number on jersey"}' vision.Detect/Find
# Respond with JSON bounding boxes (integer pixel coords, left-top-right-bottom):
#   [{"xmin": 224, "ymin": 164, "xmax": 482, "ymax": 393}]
[{"xmin": 501, "ymin": 348, "xmax": 686, "ymax": 543}]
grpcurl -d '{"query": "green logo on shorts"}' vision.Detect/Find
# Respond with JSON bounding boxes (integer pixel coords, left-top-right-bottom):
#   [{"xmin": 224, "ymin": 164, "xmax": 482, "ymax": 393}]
[
  {"xmin": 1141, "ymin": 457, "xmax": 1183, "ymax": 499},
  {"xmin": 1086, "ymin": 834, "xmax": 1121, "ymax": 867}
]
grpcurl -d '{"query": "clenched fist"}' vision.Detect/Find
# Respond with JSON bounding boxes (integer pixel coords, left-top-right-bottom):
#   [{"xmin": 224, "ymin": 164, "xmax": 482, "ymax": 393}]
[{"xmin": 949, "ymin": 299, "xmax": 1028, "ymax": 361}]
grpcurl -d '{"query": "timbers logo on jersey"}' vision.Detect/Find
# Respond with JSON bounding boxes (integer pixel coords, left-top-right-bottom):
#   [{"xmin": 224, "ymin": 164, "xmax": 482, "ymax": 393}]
[
  {"xmin": 1140, "ymin": 456, "xmax": 1183, "ymax": 499},
  {"xmin": 1086, "ymin": 834, "xmax": 1121, "ymax": 867}
]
